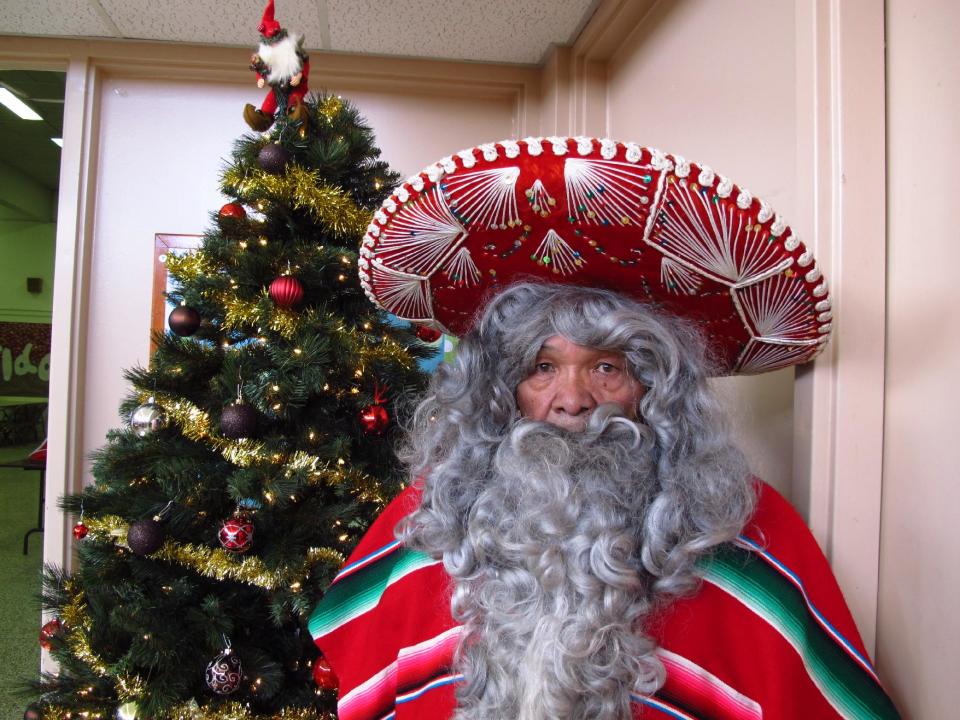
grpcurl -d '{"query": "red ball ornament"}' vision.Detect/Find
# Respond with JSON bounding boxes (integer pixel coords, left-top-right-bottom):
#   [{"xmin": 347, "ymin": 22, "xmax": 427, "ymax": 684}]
[
  {"xmin": 415, "ymin": 325, "xmax": 443, "ymax": 343},
  {"xmin": 218, "ymin": 202, "xmax": 247, "ymax": 219},
  {"xmin": 39, "ymin": 618, "xmax": 62, "ymax": 651},
  {"xmin": 72, "ymin": 522, "xmax": 88, "ymax": 540},
  {"xmin": 219, "ymin": 514, "xmax": 254, "ymax": 553},
  {"xmin": 360, "ymin": 404, "xmax": 389, "ymax": 434},
  {"xmin": 269, "ymin": 276, "xmax": 304, "ymax": 308},
  {"xmin": 313, "ymin": 655, "xmax": 339, "ymax": 690}
]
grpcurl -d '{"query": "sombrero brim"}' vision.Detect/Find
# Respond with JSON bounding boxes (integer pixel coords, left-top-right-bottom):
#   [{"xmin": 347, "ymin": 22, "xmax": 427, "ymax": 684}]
[{"xmin": 359, "ymin": 137, "xmax": 831, "ymax": 375}]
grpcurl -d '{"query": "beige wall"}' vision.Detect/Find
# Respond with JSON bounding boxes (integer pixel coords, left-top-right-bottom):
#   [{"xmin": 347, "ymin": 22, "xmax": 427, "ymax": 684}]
[
  {"xmin": 605, "ymin": 0, "xmax": 797, "ymax": 496},
  {"xmin": 879, "ymin": 0, "xmax": 960, "ymax": 717}
]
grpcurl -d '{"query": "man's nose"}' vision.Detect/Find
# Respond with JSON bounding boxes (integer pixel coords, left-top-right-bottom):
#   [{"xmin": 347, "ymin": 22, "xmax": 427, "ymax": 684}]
[{"xmin": 552, "ymin": 372, "xmax": 596, "ymax": 417}]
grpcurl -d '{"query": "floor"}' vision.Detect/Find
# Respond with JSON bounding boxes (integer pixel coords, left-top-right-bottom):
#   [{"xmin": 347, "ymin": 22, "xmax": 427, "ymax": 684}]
[{"xmin": 0, "ymin": 442, "xmax": 44, "ymax": 717}]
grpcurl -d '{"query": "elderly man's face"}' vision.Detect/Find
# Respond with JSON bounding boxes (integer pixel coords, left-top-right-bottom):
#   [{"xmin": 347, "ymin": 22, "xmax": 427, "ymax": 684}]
[{"xmin": 516, "ymin": 335, "xmax": 645, "ymax": 432}]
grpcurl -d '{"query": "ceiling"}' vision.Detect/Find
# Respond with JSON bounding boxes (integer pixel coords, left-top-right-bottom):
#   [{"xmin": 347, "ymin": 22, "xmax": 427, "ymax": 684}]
[
  {"xmin": 0, "ymin": 0, "xmax": 600, "ymax": 65},
  {"xmin": 0, "ymin": 1, "xmax": 601, "ymax": 208},
  {"xmin": 0, "ymin": 70, "xmax": 64, "ymax": 201}
]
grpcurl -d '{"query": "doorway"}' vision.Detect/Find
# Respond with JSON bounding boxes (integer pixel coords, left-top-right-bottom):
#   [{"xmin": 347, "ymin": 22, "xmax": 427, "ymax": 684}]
[{"xmin": 0, "ymin": 68, "xmax": 64, "ymax": 718}]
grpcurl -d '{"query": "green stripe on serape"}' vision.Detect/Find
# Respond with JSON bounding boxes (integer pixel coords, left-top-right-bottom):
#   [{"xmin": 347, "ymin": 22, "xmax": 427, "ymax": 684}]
[
  {"xmin": 701, "ymin": 546, "xmax": 899, "ymax": 720},
  {"xmin": 308, "ymin": 548, "xmax": 436, "ymax": 640}
]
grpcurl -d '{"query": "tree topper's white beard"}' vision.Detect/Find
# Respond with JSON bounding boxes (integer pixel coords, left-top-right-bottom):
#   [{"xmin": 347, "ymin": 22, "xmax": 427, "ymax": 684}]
[{"xmin": 258, "ymin": 33, "xmax": 303, "ymax": 84}]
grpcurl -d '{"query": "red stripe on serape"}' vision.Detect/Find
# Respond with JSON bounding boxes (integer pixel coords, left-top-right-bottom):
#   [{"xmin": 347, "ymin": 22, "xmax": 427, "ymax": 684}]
[
  {"xmin": 743, "ymin": 482, "xmax": 873, "ymax": 662},
  {"xmin": 657, "ymin": 649, "xmax": 762, "ymax": 720}
]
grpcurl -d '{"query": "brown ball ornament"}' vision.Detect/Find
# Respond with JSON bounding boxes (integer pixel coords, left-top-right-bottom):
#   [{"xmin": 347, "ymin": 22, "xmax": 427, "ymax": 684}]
[
  {"xmin": 415, "ymin": 325, "xmax": 443, "ymax": 343},
  {"xmin": 168, "ymin": 305, "xmax": 202, "ymax": 337},
  {"xmin": 39, "ymin": 618, "xmax": 62, "ymax": 651},
  {"xmin": 313, "ymin": 655, "xmax": 339, "ymax": 690},
  {"xmin": 221, "ymin": 402, "xmax": 258, "ymax": 439},
  {"xmin": 205, "ymin": 648, "xmax": 243, "ymax": 695},
  {"xmin": 218, "ymin": 202, "xmax": 247, "ymax": 219},
  {"xmin": 360, "ymin": 404, "xmax": 389, "ymax": 434},
  {"xmin": 218, "ymin": 514, "xmax": 254, "ymax": 553},
  {"xmin": 127, "ymin": 518, "xmax": 166, "ymax": 555},
  {"xmin": 269, "ymin": 276, "xmax": 304, "ymax": 308},
  {"xmin": 257, "ymin": 143, "xmax": 291, "ymax": 175}
]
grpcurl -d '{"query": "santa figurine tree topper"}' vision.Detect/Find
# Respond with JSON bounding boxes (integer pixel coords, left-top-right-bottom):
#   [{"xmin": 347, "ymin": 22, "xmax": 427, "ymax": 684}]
[{"xmin": 243, "ymin": 0, "xmax": 310, "ymax": 132}]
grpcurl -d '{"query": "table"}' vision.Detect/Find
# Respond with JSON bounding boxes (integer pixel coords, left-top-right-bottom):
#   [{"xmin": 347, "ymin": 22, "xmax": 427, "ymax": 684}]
[
  {"xmin": 0, "ymin": 457, "xmax": 46, "ymax": 554},
  {"xmin": 0, "ymin": 398, "xmax": 47, "ymax": 446}
]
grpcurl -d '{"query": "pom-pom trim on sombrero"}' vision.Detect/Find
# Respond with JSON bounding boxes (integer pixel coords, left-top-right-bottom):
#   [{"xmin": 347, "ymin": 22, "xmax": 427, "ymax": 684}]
[{"xmin": 359, "ymin": 137, "xmax": 832, "ymax": 375}]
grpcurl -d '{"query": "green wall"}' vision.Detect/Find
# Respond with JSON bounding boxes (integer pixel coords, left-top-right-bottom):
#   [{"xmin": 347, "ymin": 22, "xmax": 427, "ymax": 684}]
[{"xmin": 0, "ymin": 220, "xmax": 55, "ymax": 324}]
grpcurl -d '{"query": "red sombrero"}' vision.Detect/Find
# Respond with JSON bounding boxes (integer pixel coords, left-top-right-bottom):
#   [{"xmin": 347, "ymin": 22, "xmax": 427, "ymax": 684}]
[{"xmin": 358, "ymin": 137, "xmax": 832, "ymax": 375}]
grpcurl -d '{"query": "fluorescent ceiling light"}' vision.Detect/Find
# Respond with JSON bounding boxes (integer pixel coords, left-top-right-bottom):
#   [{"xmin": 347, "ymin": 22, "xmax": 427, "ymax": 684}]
[
  {"xmin": 51, "ymin": 138, "xmax": 63, "ymax": 147},
  {"xmin": 0, "ymin": 88, "xmax": 42, "ymax": 120}
]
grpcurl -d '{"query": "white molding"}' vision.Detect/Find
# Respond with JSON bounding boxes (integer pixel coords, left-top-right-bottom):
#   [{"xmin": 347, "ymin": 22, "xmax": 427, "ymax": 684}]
[{"xmin": 792, "ymin": 0, "xmax": 887, "ymax": 656}]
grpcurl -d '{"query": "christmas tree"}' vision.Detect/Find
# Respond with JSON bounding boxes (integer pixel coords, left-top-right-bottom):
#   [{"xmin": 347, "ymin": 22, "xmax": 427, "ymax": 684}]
[{"xmin": 31, "ymin": 93, "xmax": 434, "ymax": 720}]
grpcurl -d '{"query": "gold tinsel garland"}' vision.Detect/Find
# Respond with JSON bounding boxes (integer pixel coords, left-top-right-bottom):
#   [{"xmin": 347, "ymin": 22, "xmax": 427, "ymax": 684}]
[
  {"xmin": 221, "ymin": 164, "xmax": 371, "ymax": 240},
  {"xmin": 165, "ymin": 250, "xmax": 219, "ymax": 284},
  {"xmin": 220, "ymin": 294, "xmax": 300, "ymax": 339},
  {"xmin": 83, "ymin": 515, "xmax": 343, "ymax": 590},
  {"xmin": 59, "ymin": 579, "xmax": 147, "ymax": 703}
]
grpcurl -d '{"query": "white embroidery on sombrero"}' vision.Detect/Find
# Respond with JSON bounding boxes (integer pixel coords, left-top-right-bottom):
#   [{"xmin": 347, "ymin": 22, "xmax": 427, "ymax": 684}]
[
  {"xmin": 525, "ymin": 179, "xmax": 555, "ymax": 216},
  {"xmin": 375, "ymin": 187, "xmax": 467, "ymax": 275},
  {"xmin": 524, "ymin": 137, "xmax": 544, "ymax": 156},
  {"xmin": 502, "ymin": 140, "xmax": 521, "ymax": 159},
  {"xmin": 600, "ymin": 138, "xmax": 618, "ymax": 160},
  {"xmin": 441, "ymin": 166, "xmax": 521, "ymax": 230},
  {"xmin": 735, "ymin": 273, "xmax": 814, "ymax": 340},
  {"xmin": 532, "ymin": 229, "xmax": 584, "ymax": 276},
  {"xmin": 653, "ymin": 180, "xmax": 792, "ymax": 287},
  {"xmin": 457, "ymin": 149, "xmax": 478, "ymax": 168},
  {"xmin": 815, "ymin": 299, "xmax": 832, "ymax": 312},
  {"xmin": 368, "ymin": 260, "xmax": 433, "ymax": 320},
  {"xmin": 564, "ymin": 158, "xmax": 656, "ymax": 226},
  {"xmin": 443, "ymin": 246, "xmax": 481, "ymax": 287},
  {"xmin": 660, "ymin": 257, "xmax": 703, "ymax": 296},
  {"xmin": 735, "ymin": 339, "xmax": 819, "ymax": 374}
]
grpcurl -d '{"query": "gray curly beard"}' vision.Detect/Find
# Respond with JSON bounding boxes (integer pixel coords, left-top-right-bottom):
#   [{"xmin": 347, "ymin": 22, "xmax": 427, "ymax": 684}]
[{"xmin": 445, "ymin": 408, "xmax": 664, "ymax": 720}]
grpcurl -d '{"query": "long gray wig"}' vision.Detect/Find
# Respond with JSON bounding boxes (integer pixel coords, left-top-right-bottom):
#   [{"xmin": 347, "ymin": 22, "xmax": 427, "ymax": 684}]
[{"xmin": 397, "ymin": 283, "xmax": 756, "ymax": 720}]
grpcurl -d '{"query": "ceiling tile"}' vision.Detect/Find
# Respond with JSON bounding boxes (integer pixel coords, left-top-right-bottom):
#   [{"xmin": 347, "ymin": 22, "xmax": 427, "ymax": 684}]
[
  {"xmin": 0, "ymin": 0, "xmax": 116, "ymax": 38},
  {"xmin": 96, "ymin": 0, "xmax": 326, "ymax": 47},
  {"xmin": 327, "ymin": 0, "xmax": 597, "ymax": 64}
]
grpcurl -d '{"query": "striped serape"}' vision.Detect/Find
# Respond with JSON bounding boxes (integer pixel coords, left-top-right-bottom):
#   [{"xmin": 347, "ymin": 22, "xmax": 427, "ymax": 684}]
[{"xmin": 309, "ymin": 481, "xmax": 901, "ymax": 719}]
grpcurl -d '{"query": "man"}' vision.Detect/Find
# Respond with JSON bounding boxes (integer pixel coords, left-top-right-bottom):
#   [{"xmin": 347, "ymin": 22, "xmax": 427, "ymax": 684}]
[{"xmin": 310, "ymin": 138, "xmax": 900, "ymax": 719}]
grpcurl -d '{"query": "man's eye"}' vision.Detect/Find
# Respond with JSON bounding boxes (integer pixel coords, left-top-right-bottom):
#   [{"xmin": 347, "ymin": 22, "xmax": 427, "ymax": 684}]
[
  {"xmin": 535, "ymin": 362, "xmax": 554, "ymax": 373},
  {"xmin": 597, "ymin": 363, "xmax": 619, "ymax": 374}
]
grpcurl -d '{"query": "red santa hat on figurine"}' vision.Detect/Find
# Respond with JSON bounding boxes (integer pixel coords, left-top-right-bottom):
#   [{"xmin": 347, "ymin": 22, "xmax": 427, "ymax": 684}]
[{"xmin": 359, "ymin": 137, "xmax": 833, "ymax": 376}]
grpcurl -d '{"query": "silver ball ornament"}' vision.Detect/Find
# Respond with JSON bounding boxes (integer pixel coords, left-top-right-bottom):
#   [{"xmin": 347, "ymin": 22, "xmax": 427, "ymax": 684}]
[
  {"xmin": 131, "ymin": 397, "xmax": 166, "ymax": 437},
  {"xmin": 116, "ymin": 701, "xmax": 139, "ymax": 720}
]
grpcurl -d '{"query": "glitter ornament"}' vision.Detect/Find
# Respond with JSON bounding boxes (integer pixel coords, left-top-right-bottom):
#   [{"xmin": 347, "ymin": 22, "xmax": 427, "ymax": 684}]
[
  {"xmin": 415, "ymin": 325, "xmax": 442, "ymax": 343},
  {"xmin": 72, "ymin": 521, "xmax": 89, "ymax": 540},
  {"xmin": 130, "ymin": 396, "xmax": 167, "ymax": 437},
  {"xmin": 205, "ymin": 644, "xmax": 243, "ymax": 695},
  {"xmin": 218, "ymin": 202, "xmax": 247, "ymax": 219},
  {"xmin": 168, "ymin": 305, "xmax": 202, "ymax": 337},
  {"xmin": 269, "ymin": 275, "xmax": 304, "ymax": 308},
  {"xmin": 39, "ymin": 618, "xmax": 62, "ymax": 650},
  {"xmin": 221, "ymin": 402, "xmax": 258, "ymax": 439},
  {"xmin": 313, "ymin": 654, "xmax": 339, "ymax": 690},
  {"xmin": 257, "ymin": 143, "xmax": 291, "ymax": 175},
  {"xmin": 219, "ymin": 513, "xmax": 254, "ymax": 553},
  {"xmin": 127, "ymin": 518, "xmax": 166, "ymax": 555}
]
